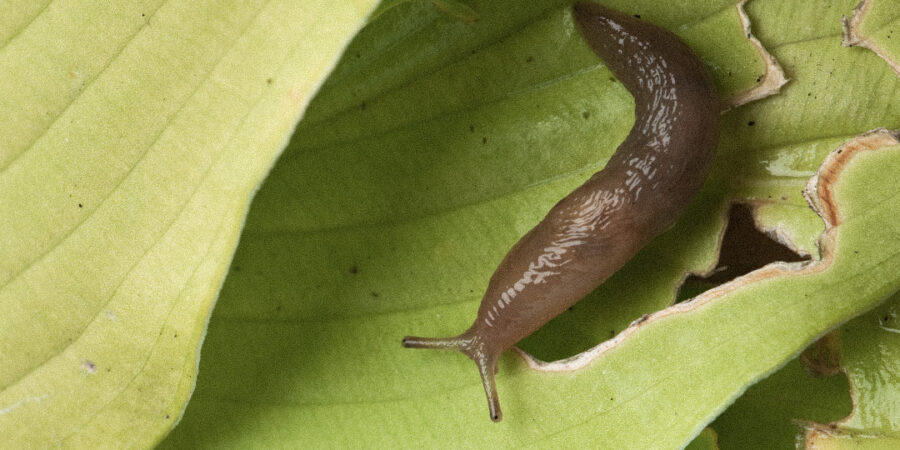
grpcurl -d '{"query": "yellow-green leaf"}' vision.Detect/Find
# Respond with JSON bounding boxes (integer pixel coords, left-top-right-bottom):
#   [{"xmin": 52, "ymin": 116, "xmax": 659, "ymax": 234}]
[{"xmin": 0, "ymin": 0, "xmax": 376, "ymax": 447}]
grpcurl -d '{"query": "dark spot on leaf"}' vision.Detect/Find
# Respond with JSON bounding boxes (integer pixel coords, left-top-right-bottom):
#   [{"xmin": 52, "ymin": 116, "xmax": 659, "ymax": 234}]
[
  {"xmin": 633, "ymin": 14, "xmax": 641, "ymax": 19},
  {"xmin": 371, "ymin": 292, "xmax": 379, "ymax": 298},
  {"xmin": 469, "ymin": 125, "xmax": 474, "ymax": 133},
  {"xmin": 526, "ymin": 56, "xmax": 533, "ymax": 63},
  {"xmin": 355, "ymin": 53, "xmax": 361, "ymax": 58},
  {"xmin": 608, "ymin": 76, "xmax": 616, "ymax": 82},
  {"xmin": 166, "ymin": 415, "xmax": 170, "ymax": 419},
  {"xmin": 275, "ymin": 305, "xmax": 282, "ymax": 312},
  {"xmin": 266, "ymin": 78, "xmax": 273, "ymax": 85},
  {"xmin": 482, "ymin": 137, "xmax": 487, "ymax": 144},
  {"xmin": 756, "ymin": 75, "xmax": 762, "ymax": 82},
  {"xmin": 174, "ymin": 333, "xmax": 178, "ymax": 338},
  {"xmin": 82, "ymin": 360, "xmax": 97, "ymax": 373},
  {"xmin": 837, "ymin": 149, "xmax": 843, "ymax": 154},
  {"xmin": 582, "ymin": 111, "xmax": 590, "ymax": 119},
  {"xmin": 360, "ymin": 102, "xmax": 366, "ymax": 110},
  {"xmin": 747, "ymin": 121, "xmax": 755, "ymax": 126},
  {"xmin": 349, "ymin": 265, "xmax": 358, "ymax": 274},
  {"xmin": 78, "ymin": 203, "xmax": 83, "ymax": 208},
  {"xmin": 233, "ymin": 265, "xmax": 241, "ymax": 272}
]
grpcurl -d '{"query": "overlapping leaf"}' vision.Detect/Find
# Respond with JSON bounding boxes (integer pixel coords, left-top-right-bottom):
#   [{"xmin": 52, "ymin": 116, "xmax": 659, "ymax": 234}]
[{"xmin": 0, "ymin": 0, "xmax": 376, "ymax": 447}]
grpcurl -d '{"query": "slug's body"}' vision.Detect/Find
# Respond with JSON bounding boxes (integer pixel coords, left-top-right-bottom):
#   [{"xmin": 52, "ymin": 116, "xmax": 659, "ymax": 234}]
[{"xmin": 403, "ymin": 2, "xmax": 719, "ymax": 422}]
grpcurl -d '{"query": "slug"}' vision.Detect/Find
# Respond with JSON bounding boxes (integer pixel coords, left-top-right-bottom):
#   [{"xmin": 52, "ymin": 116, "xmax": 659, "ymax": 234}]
[{"xmin": 402, "ymin": 1, "xmax": 719, "ymax": 422}]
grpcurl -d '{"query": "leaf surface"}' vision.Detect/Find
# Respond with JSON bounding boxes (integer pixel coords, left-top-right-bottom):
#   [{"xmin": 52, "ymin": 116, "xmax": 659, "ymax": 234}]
[
  {"xmin": 162, "ymin": 0, "xmax": 900, "ymax": 448},
  {"xmin": 0, "ymin": 0, "xmax": 376, "ymax": 446}
]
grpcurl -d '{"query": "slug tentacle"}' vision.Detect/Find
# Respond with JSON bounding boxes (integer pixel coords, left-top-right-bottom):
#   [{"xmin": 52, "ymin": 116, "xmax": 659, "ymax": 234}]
[
  {"xmin": 403, "ymin": 332, "xmax": 503, "ymax": 421},
  {"xmin": 476, "ymin": 352, "xmax": 501, "ymax": 422},
  {"xmin": 401, "ymin": 335, "xmax": 466, "ymax": 350},
  {"xmin": 403, "ymin": 1, "xmax": 719, "ymax": 422}
]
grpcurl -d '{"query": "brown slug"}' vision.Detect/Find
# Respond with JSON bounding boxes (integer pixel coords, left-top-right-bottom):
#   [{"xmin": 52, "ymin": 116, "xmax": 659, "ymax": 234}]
[{"xmin": 402, "ymin": 1, "xmax": 719, "ymax": 422}]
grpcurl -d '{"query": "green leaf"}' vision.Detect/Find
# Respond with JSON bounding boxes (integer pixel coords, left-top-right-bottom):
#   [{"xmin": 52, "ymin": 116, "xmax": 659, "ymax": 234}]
[
  {"xmin": 704, "ymin": 278, "xmax": 900, "ymax": 450},
  {"xmin": 797, "ymin": 291, "xmax": 900, "ymax": 447},
  {"xmin": 708, "ymin": 358, "xmax": 852, "ymax": 449},
  {"xmin": 4, "ymin": 0, "xmax": 899, "ymax": 448},
  {"xmin": 685, "ymin": 428, "xmax": 720, "ymax": 450},
  {"xmin": 159, "ymin": 0, "xmax": 900, "ymax": 448},
  {"xmin": 0, "ymin": 0, "xmax": 376, "ymax": 447},
  {"xmin": 838, "ymin": 294, "xmax": 900, "ymax": 436},
  {"xmin": 843, "ymin": 0, "xmax": 900, "ymax": 79}
]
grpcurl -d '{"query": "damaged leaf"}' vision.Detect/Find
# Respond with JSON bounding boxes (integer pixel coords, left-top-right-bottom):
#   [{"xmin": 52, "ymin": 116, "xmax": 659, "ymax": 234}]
[
  {"xmin": 2, "ymin": 0, "xmax": 898, "ymax": 448},
  {"xmin": 163, "ymin": 0, "xmax": 900, "ymax": 448},
  {"xmin": 799, "ymin": 291, "xmax": 900, "ymax": 447},
  {"xmin": 843, "ymin": 0, "xmax": 900, "ymax": 78}
]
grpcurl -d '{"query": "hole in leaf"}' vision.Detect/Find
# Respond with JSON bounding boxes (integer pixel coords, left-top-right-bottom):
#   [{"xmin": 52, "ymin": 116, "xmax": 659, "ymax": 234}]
[{"xmin": 677, "ymin": 203, "xmax": 808, "ymax": 302}]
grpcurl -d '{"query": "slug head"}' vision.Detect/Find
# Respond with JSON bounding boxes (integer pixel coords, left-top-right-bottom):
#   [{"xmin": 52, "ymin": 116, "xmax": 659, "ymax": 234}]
[{"xmin": 402, "ymin": 333, "xmax": 503, "ymax": 422}]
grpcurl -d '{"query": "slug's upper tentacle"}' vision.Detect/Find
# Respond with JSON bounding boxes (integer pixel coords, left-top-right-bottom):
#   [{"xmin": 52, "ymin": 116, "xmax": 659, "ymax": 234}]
[{"xmin": 403, "ymin": 1, "xmax": 720, "ymax": 422}]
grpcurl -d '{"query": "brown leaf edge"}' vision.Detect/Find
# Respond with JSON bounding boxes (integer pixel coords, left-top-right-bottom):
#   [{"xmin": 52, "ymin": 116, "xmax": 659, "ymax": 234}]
[
  {"xmin": 799, "ymin": 421, "xmax": 900, "ymax": 448},
  {"xmin": 723, "ymin": 0, "xmax": 790, "ymax": 110},
  {"xmin": 843, "ymin": 0, "xmax": 900, "ymax": 78}
]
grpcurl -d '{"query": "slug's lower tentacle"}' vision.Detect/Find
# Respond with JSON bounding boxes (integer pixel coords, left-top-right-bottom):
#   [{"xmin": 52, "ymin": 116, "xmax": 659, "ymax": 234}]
[
  {"xmin": 403, "ymin": 332, "xmax": 503, "ymax": 421},
  {"xmin": 476, "ymin": 353, "xmax": 501, "ymax": 422},
  {"xmin": 403, "ymin": 1, "xmax": 719, "ymax": 422}
]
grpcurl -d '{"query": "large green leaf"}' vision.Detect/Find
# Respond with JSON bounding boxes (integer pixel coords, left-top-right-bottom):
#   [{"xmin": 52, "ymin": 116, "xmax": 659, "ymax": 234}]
[
  {"xmin": 797, "ymin": 291, "xmax": 900, "ymax": 448},
  {"xmin": 0, "ymin": 0, "xmax": 376, "ymax": 447},
  {"xmin": 157, "ymin": 0, "xmax": 899, "ymax": 448},
  {"xmin": 709, "ymin": 357, "xmax": 852, "ymax": 449},
  {"xmin": 3, "ymin": 0, "xmax": 899, "ymax": 448}
]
